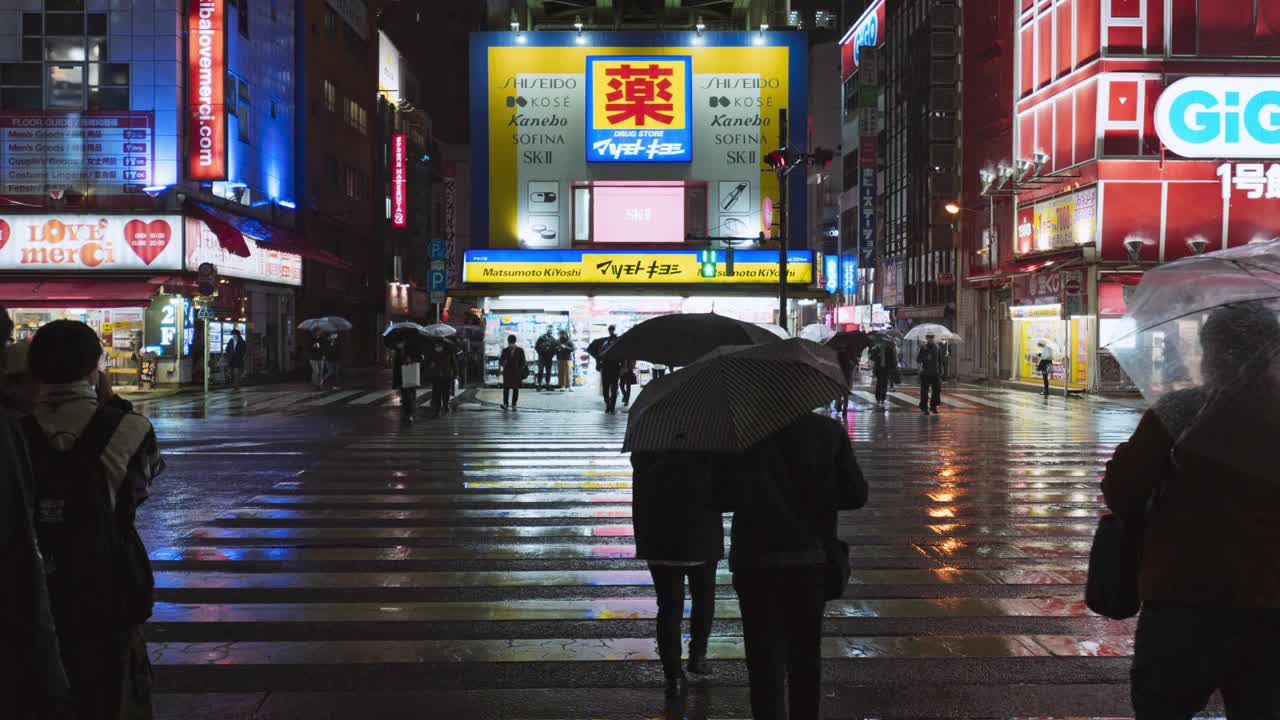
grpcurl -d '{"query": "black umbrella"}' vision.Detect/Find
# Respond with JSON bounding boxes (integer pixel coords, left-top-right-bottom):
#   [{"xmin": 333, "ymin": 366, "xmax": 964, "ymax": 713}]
[
  {"xmin": 623, "ymin": 338, "xmax": 848, "ymax": 453},
  {"xmin": 826, "ymin": 330, "xmax": 872, "ymax": 356},
  {"xmin": 602, "ymin": 313, "xmax": 780, "ymax": 367}
]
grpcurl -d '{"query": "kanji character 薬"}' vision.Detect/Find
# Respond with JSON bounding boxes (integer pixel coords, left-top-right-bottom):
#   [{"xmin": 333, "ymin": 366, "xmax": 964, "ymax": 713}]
[{"xmin": 603, "ymin": 63, "xmax": 675, "ymax": 127}]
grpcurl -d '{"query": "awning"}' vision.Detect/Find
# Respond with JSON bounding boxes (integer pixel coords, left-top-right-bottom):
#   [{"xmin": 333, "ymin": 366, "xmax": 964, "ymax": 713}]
[
  {"xmin": 185, "ymin": 200, "xmax": 353, "ymax": 270},
  {"xmin": 0, "ymin": 278, "xmax": 160, "ymax": 308}
]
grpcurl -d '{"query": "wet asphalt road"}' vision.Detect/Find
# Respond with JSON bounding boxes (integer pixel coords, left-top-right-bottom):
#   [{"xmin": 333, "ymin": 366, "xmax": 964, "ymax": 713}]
[{"xmin": 121, "ymin": 380, "xmax": 1200, "ymax": 719}]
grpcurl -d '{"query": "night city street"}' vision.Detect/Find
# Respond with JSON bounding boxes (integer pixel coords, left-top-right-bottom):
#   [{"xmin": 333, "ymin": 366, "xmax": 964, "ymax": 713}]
[{"xmin": 120, "ymin": 383, "xmax": 1159, "ymax": 719}]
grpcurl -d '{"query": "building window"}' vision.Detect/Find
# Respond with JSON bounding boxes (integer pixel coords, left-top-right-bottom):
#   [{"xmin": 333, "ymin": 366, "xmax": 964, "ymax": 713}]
[
  {"xmin": 323, "ymin": 7, "xmax": 337, "ymax": 38},
  {"xmin": 344, "ymin": 166, "xmax": 366, "ymax": 200},
  {"xmin": 323, "ymin": 80, "xmax": 336, "ymax": 112},
  {"xmin": 343, "ymin": 97, "xmax": 366, "ymax": 134},
  {"xmin": 326, "ymin": 154, "xmax": 338, "ymax": 189},
  {"xmin": 236, "ymin": 77, "xmax": 251, "ymax": 143},
  {"xmin": 6, "ymin": 8, "xmax": 122, "ymax": 111}
]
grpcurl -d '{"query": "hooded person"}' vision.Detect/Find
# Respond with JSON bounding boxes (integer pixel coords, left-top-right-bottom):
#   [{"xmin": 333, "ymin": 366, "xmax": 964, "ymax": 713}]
[{"xmin": 1102, "ymin": 303, "xmax": 1280, "ymax": 719}]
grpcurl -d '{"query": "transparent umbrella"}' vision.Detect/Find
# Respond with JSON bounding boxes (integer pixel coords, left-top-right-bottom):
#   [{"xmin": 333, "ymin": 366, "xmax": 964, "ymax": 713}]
[
  {"xmin": 904, "ymin": 323, "xmax": 961, "ymax": 342},
  {"xmin": 756, "ymin": 323, "xmax": 790, "ymax": 339},
  {"xmin": 799, "ymin": 323, "xmax": 836, "ymax": 343},
  {"xmin": 1105, "ymin": 239, "xmax": 1280, "ymax": 482}
]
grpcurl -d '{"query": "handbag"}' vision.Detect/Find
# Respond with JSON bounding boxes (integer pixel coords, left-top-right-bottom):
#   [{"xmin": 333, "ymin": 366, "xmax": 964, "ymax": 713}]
[
  {"xmin": 1084, "ymin": 448, "xmax": 1170, "ymax": 620},
  {"xmin": 400, "ymin": 361, "xmax": 421, "ymax": 389}
]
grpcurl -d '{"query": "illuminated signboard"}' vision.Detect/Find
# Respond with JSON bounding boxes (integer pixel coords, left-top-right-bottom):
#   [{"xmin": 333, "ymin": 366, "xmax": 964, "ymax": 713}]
[
  {"xmin": 464, "ymin": 249, "xmax": 813, "ymax": 284},
  {"xmin": 0, "ymin": 214, "xmax": 183, "ymax": 271},
  {"xmin": 187, "ymin": 0, "xmax": 226, "ymax": 180},
  {"xmin": 0, "ymin": 113, "xmax": 154, "ymax": 196},
  {"xmin": 839, "ymin": 0, "xmax": 885, "ymax": 81},
  {"xmin": 391, "ymin": 133, "xmax": 407, "ymax": 228},
  {"xmin": 1154, "ymin": 76, "xmax": 1280, "ymax": 159},
  {"xmin": 586, "ymin": 56, "xmax": 692, "ymax": 163},
  {"xmin": 185, "ymin": 218, "xmax": 302, "ymax": 286},
  {"xmin": 823, "ymin": 254, "xmax": 838, "ymax": 293}
]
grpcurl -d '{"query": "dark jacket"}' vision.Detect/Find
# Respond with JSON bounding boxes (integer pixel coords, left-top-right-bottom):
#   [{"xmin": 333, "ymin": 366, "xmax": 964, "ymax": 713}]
[
  {"xmin": 0, "ymin": 411, "xmax": 69, "ymax": 714},
  {"xmin": 322, "ymin": 337, "xmax": 339, "ymax": 362},
  {"xmin": 422, "ymin": 342, "xmax": 459, "ymax": 381},
  {"xmin": 716, "ymin": 414, "xmax": 867, "ymax": 571},
  {"xmin": 224, "ymin": 336, "xmax": 247, "ymax": 368},
  {"xmin": 556, "ymin": 340, "xmax": 574, "ymax": 361},
  {"xmin": 631, "ymin": 452, "xmax": 725, "ymax": 563},
  {"xmin": 1103, "ymin": 391, "xmax": 1280, "ymax": 609},
  {"xmin": 307, "ymin": 338, "xmax": 324, "ymax": 362},
  {"xmin": 917, "ymin": 342, "xmax": 942, "ymax": 377},
  {"xmin": 499, "ymin": 345, "xmax": 527, "ymax": 387},
  {"xmin": 391, "ymin": 345, "xmax": 422, "ymax": 389},
  {"xmin": 535, "ymin": 333, "xmax": 557, "ymax": 360}
]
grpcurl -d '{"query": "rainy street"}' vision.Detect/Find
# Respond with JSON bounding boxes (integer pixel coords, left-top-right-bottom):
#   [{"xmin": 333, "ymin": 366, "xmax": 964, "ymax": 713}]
[{"xmin": 125, "ymin": 382, "xmax": 1160, "ymax": 720}]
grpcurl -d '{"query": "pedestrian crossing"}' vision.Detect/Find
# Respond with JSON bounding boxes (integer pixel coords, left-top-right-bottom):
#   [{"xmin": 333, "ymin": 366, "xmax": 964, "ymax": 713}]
[{"xmin": 140, "ymin": 399, "xmax": 1174, "ymax": 719}]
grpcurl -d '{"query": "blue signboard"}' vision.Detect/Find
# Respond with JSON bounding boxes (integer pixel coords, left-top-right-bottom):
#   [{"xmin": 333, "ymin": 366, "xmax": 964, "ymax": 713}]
[
  {"xmin": 840, "ymin": 254, "xmax": 858, "ymax": 298},
  {"xmin": 585, "ymin": 56, "xmax": 693, "ymax": 163},
  {"xmin": 824, "ymin": 255, "xmax": 839, "ymax": 294},
  {"xmin": 429, "ymin": 238, "xmax": 447, "ymax": 260}
]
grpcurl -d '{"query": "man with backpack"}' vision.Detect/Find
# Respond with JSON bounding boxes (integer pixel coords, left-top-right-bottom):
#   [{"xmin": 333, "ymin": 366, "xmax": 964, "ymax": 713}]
[{"xmin": 25, "ymin": 320, "xmax": 164, "ymax": 719}]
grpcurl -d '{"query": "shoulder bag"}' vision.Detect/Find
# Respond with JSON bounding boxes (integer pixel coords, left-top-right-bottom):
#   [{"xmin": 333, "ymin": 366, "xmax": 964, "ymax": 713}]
[{"xmin": 1084, "ymin": 449, "xmax": 1170, "ymax": 620}]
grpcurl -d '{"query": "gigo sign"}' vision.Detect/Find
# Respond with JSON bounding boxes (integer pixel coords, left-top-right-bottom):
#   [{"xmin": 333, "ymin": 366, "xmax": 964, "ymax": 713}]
[
  {"xmin": 0, "ymin": 214, "xmax": 183, "ymax": 270},
  {"xmin": 1154, "ymin": 76, "xmax": 1280, "ymax": 158},
  {"xmin": 187, "ymin": 0, "xmax": 226, "ymax": 180}
]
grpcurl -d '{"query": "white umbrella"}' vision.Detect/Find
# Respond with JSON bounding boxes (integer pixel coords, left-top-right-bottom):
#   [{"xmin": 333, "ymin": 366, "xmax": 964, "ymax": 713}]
[
  {"xmin": 756, "ymin": 323, "xmax": 790, "ymax": 339},
  {"xmin": 383, "ymin": 321, "xmax": 427, "ymax": 336},
  {"xmin": 904, "ymin": 323, "xmax": 961, "ymax": 342},
  {"xmin": 299, "ymin": 316, "xmax": 353, "ymax": 333},
  {"xmin": 799, "ymin": 323, "xmax": 836, "ymax": 343},
  {"xmin": 421, "ymin": 323, "xmax": 457, "ymax": 338}
]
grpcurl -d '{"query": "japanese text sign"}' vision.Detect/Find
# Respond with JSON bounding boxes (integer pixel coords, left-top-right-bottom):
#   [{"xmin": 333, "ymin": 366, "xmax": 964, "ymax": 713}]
[
  {"xmin": 187, "ymin": 0, "xmax": 226, "ymax": 180},
  {"xmin": 185, "ymin": 217, "xmax": 301, "ymax": 286},
  {"xmin": 391, "ymin": 133, "xmax": 407, "ymax": 228},
  {"xmin": 1217, "ymin": 162, "xmax": 1280, "ymax": 200},
  {"xmin": 586, "ymin": 56, "xmax": 692, "ymax": 163},
  {"xmin": 0, "ymin": 113, "xmax": 154, "ymax": 196},
  {"xmin": 464, "ymin": 249, "xmax": 812, "ymax": 284}
]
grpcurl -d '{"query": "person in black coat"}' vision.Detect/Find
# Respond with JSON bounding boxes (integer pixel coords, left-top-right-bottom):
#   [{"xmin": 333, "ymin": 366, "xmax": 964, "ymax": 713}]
[
  {"xmin": 917, "ymin": 334, "xmax": 943, "ymax": 414},
  {"xmin": 717, "ymin": 413, "xmax": 868, "ymax": 720},
  {"xmin": 631, "ymin": 451, "xmax": 725, "ymax": 697},
  {"xmin": 223, "ymin": 329, "xmax": 248, "ymax": 388}
]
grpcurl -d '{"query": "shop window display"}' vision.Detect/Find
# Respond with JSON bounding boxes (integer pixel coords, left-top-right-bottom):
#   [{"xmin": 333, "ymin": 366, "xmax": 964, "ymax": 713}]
[{"xmin": 10, "ymin": 307, "xmax": 144, "ymax": 387}]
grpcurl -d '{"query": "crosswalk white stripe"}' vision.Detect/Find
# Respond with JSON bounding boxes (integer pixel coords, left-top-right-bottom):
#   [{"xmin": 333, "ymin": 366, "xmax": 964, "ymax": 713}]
[
  {"xmin": 884, "ymin": 392, "xmax": 922, "ymax": 407},
  {"xmin": 851, "ymin": 391, "xmax": 879, "ymax": 406},
  {"xmin": 948, "ymin": 392, "xmax": 1015, "ymax": 409},
  {"xmin": 299, "ymin": 390, "xmax": 365, "ymax": 406},
  {"xmin": 350, "ymin": 390, "xmax": 395, "ymax": 405}
]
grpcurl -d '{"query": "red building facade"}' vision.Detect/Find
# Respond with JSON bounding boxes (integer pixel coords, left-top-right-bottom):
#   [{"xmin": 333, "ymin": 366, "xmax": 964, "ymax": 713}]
[{"xmin": 962, "ymin": 0, "xmax": 1280, "ymax": 391}]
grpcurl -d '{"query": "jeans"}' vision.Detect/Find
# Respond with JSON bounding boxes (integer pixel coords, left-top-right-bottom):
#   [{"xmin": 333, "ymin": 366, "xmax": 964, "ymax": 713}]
[
  {"xmin": 431, "ymin": 379, "xmax": 450, "ymax": 414},
  {"xmin": 399, "ymin": 388, "xmax": 416, "ymax": 420},
  {"xmin": 647, "ymin": 562, "xmax": 718, "ymax": 679},
  {"xmin": 874, "ymin": 371, "xmax": 889, "ymax": 403},
  {"xmin": 557, "ymin": 358, "xmax": 571, "ymax": 388},
  {"xmin": 503, "ymin": 386, "xmax": 519, "ymax": 407},
  {"xmin": 919, "ymin": 374, "xmax": 941, "ymax": 411},
  {"xmin": 733, "ymin": 566, "xmax": 827, "ymax": 720},
  {"xmin": 537, "ymin": 358, "xmax": 554, "ymax": 387},
  {"xmin": 1132, "ymin": 606, "xmax": 1280, "ymax": 719},
  {"xmin": 601, "ymin": 373, "xmax": 619, "ymax": 412}
]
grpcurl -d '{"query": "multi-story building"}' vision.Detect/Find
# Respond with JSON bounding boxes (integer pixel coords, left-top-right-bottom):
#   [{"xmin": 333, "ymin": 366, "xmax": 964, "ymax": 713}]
[
  {"xmin": 961, "ymin": 0, "xmax": 1280, "ymax": 392},
  {"xmin": 0, "ymin": 0, "xmax": 342, "ymax": 386}
]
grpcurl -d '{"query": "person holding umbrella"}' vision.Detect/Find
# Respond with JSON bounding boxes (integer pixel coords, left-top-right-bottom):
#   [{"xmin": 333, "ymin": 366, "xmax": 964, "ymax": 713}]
[
  {"xmin": 307, "ymin": 332, "xmax": 325, "ymax": 388},
  {"xmin": 423, "ymin": 338, "xmax": 459, "ymax": 418},
  {"xmin": 630, "ymin": 450, "xmax": 723, "ymax": 697},
  {"xmin": 624, "ymin": 339, "xmax": 869, "ymax": 719},
  {"xmin": 321, "ymin": 333, "xmax": 341, "ymax": 389},
  {"xmin": 390, "ymin": 338, "xmax": 422, "ymax": 424},
  {"xmin": 917, "ymin": 334, "xmax": 944, "ymax": 414},
  {"xmin": 499, "ymin": 335, "xmax": 528, "ymax": 410},
  {"xmin": 1035, "ymin": 340, "xmax": 1055, "ymax": 396}
]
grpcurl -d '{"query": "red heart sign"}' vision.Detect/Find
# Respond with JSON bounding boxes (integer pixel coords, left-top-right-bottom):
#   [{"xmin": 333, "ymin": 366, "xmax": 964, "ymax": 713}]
[
  {"xmin": 0, "ymin": 219, "xmax": 8, "ymax": 252},
  {"xmin": 123, "ymin": 219, "xmax": 172, "ymax": 266}
]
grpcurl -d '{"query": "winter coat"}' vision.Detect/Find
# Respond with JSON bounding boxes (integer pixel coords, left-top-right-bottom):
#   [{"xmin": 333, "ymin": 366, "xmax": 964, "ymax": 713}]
[
  {"xmin": 631, "ymin": 452, "xmax": 725, "ymax": 563},
  {"xmin": 555, "ymin": 340, "xmax": 574, "ymax": 361},
  {"xmin": 499, "ymin": 346, "xmax": 527, "ymax": 388},
  {"xmin": 422, "ymin": 343, "xmax": 458, "ymax": 382},
  {"xmin": 917, "ymin": 343, "xmax": 942, "ymax": 378},
  {"xmin": 715, "ymin": 413, "xmax": 867, "ymax": 571},
  {"xmin": 535, "ymin": 333, "xmax": 557, "ymax": 360},
  {"xmin": 1103, "ymin": 389, "xmax": 1280, "ymax": 609}
]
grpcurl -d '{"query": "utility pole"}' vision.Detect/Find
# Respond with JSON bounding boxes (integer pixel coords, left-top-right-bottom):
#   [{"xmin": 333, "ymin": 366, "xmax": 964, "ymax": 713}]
[{"xmin": 777, "ymin": 108, "xmax": 789, "ymax": 332}]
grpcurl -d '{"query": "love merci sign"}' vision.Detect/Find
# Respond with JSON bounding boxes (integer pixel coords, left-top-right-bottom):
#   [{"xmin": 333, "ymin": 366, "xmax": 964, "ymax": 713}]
[{"xmin": 0, "ymin": 214, "xmax": 183, "ymax": 271}]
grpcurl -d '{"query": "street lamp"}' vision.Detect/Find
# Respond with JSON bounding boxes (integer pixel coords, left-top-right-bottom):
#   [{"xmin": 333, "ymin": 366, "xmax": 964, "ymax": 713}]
[{"xmin": 944, "ymin": 201, "xmax": 961, "ymax": 215}]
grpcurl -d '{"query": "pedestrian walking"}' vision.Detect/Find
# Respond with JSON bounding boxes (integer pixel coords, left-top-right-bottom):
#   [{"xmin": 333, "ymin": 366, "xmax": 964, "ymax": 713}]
[
  {"xmin": 834, "ymin": 346, "xmax": 855, "ymax": 414},
  {"xmin": 652, "ymin": 363, "xmax": 668, "ymax": 379},
  {"xmin": 1036, "ymin": 340, "xmax": 1055, "ymax": 396},
  {"xmin": 307, "ymin": 332, "xmax": 324, "ymax": 387},
  {"xmin": 631, "ymin": 450, "xmax": 724, "ymax": 697},
  {"xmin": 917, "ymin": 334, "xmax": 943, "ymax": 414},
  {"xmin": 223, "ymin": 328, "xmax": 248, "ymax": 389},
  {"xmin": 391, "ymin": 340, "xmax": 422, "ymax": 424},
  {"xmin": 321, "ymin": 333, "xmax": 341, "ymax": 389},
  {"xmin": 619, "ymin": 359, "xmax": 637, "ymax": 407},
  {"xmin": 590, "ymin": 325, "xmax": 622, "ymax": 413},
  {"xmin": 24, "ymin": 319, "xmax": 165, "ymax": 720},
  {"xmin": 717, "ymin": 413, "xmax": 868, "ymax": 720},
  {"xmin": 535, "ymin": 327, "xmax": 556, "ymax": 390},
  {"xmin": 499, "ymin": 335, "xmax": 528, "ymax": 410},
  {"xmin": 555, "ymin": 330, "xmax": 574, "ymax": 390},
  {"xmin": 1101, "ymin": 304, "xmax": 1280, "ymax": 720},
  {"xmin": 872, "ymin": 341, "xmax": 898, "ymax": 406},
  {"xmin": 424, "ymin": 339, "xmax": 459, "ymax": 418},
  {"xmin": 2, "ymin": 339, "xmax": 37, "ymax": 414}
]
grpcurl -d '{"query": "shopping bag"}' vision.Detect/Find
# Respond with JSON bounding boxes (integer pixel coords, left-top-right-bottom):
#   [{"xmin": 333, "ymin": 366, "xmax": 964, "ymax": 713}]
[{"xmin": 401, "ymin": 362, "xmax": 421, "ymax": 389}]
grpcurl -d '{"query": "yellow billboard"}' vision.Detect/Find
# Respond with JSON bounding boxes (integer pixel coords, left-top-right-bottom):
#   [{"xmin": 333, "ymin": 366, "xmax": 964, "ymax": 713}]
[{"xmin": 463, "ymin": 249, "xmax": 813, "ymax": 284}]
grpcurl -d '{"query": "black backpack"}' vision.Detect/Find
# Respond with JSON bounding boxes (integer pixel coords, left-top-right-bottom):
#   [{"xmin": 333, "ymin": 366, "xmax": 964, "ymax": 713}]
[{"xmin": 25, "ymin": 406, "xmax": 155, "ymax": 631}]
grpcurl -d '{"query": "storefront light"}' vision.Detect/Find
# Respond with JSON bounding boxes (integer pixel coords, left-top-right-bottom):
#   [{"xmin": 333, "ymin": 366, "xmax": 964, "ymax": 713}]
[{"xmin": 1009, "ymin": 303, "xmax": 1061, "ymax": 320}]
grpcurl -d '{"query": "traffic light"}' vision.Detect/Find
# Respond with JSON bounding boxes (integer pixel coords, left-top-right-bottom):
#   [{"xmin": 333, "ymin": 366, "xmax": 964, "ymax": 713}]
[
  {"xmin": 764, "ymin": 147, "xmax": 789, "ymax": 170},
  {"xmin": 699, "ymin": 248, "xmax": 717, "ymax": 278}
]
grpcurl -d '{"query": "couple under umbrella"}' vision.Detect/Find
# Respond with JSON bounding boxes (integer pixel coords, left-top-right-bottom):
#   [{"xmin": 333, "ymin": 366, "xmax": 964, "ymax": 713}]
[{"xmin": 620, "ymin": 314, "xmax": 869, "ymax": 719}]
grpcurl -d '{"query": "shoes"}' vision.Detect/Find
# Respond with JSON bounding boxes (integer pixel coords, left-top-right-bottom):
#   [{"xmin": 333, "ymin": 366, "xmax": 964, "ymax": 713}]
[
  {"xmin": 687, "ymin": 655, "xmax": 711, "ymax": 675},
  {"xmin": 920, "ymin": 407, "xmax": 929, "ymax": 414},
  {"xmin": 664, "ymin": 675, "xmax": 688, "ymax": 698},
  {"xmin": 931, "ymin": 407, "xmax": 941, "ymax": 414},
  {"xmin": 501, "ymin": 404, "xmax": 509, "ymax": 410},
  {"xmin": 512, "ymin": 406, "xmax": 519, "ymax": 411}
]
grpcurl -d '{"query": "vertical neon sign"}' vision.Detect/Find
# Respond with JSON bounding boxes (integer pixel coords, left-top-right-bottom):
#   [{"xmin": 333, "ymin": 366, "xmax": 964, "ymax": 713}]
[
  {"xmin": 391, "ymin": 133, "xmax": 407, "ymax": 228},
  {"xmin": 188, "ymin": 0, "xmax": 225, "ymax": 180}
]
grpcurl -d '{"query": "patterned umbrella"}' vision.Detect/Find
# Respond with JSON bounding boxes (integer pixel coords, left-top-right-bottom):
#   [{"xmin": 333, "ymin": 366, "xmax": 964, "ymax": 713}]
[
  {"xmin": 623, "ymin": 338, "xmax": 848, "ymax": 453},
  {"xmin": 602, "ymin": 313, "xmax": 780, "ymax": 367}
]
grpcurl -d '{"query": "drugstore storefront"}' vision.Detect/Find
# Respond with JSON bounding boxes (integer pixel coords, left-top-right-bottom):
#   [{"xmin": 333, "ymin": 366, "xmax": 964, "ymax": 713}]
[{"xmin": 459, "ymin": 249, "xmax": 817, "ymax": 387}]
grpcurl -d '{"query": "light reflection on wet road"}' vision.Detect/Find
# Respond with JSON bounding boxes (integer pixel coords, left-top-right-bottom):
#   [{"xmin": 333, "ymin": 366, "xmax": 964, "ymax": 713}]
[{"xmin": 128, "ymin": 383, "xmax": 1180, "ymax": 719}]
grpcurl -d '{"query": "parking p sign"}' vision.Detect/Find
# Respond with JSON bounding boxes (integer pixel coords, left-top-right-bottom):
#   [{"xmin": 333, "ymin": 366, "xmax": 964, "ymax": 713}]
[{"xmin": 429, "ymin": 268, "xmax": 447, "ymax": 304}]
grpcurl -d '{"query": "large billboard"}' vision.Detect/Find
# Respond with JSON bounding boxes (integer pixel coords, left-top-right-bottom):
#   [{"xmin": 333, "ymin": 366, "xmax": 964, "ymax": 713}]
[
  {"xmin": 464, "ymin": 248, "xmax": 813, "ymax": 284},
  {"xmin": 188, "ymin": 0, "xmax": 226, "ymax": 181},
  {"xmin": 0, "ymin": 214, "xmax": 183, "ymax": 271},
  {"xmin": 470, "ymin": 32, "xmax": 807, "ymax": 251},
  {"xmin": 0, "ymin": 113, "xmax": 155, "ymax": 198}
]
